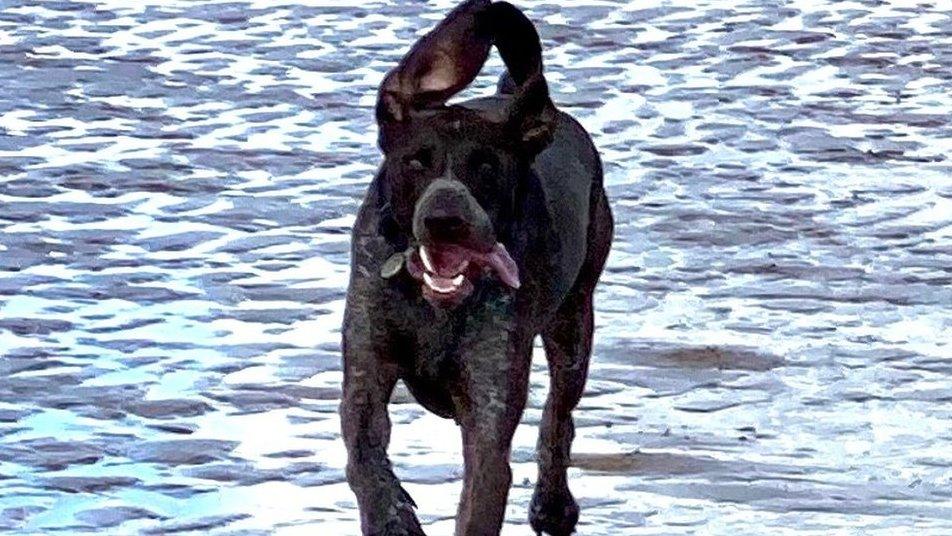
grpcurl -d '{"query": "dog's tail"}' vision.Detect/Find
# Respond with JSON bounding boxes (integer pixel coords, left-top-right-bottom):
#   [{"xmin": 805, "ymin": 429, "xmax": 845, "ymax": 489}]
[{"xmin": 496, "ymin": 71, "xmax": 517, "ymax": 95}]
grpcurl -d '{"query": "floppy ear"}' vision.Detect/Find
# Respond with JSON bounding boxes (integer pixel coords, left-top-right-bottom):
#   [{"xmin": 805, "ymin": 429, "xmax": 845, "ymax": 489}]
[
  {"xmin": 376, "ymin": 0, "xmax": 493, "ymax": 125},
  {"xmin": 490, "ymin": 2, "xmax": 558, "ymax": 157}
]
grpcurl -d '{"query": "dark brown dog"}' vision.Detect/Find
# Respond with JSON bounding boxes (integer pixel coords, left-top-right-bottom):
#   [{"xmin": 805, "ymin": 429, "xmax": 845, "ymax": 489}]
[{"xmin": 340, "ymin": 1, "xmax": 613, "ymax": 534}]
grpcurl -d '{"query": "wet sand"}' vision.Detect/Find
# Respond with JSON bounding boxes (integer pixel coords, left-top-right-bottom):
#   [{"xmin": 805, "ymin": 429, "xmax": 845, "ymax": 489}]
[{"xmin": 0, "ymin": 0, "xmax": 950, "ymax": 534}]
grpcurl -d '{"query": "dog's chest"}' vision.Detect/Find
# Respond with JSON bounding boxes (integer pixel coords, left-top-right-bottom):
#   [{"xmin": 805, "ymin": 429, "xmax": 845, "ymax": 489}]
[{"xmin": 387, "ymin": 284, "xmax": 513, "ymax": 364}]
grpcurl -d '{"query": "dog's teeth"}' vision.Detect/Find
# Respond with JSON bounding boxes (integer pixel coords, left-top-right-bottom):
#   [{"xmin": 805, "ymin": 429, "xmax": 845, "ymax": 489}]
[
  {"xmin": 420, "ymin": 246, "xmax": 436, "ymax": 272},
  {"xmin": 422, "ymin": 272, "xmax": 442, "ymax": 292},
  {"xmin": 423, "ymin": 272, "xmax": 464, "ymax": 294}
]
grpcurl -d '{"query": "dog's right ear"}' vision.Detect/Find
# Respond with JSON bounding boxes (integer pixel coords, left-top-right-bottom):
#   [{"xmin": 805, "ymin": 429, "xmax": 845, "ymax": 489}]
[
  {"xmin": 376, "ymin": 0, "xmax": 493, "ymax": 126},
  {"xmin": 489, "ymin": 2, "xmax": 559, "ymax": 158}
]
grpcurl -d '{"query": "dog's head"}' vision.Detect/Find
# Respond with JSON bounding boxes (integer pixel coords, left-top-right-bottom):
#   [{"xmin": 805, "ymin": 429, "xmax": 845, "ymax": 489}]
[{"xmin": 375, "ymin": 1, "xmax": 557, "ymax": 308}]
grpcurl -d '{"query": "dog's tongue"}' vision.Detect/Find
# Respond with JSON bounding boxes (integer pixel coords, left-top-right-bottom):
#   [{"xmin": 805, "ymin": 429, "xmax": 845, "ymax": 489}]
[
  {"xmin": 483, "ymin": 243, "xmax": 520, "ymax": 290},
  {"xmin": 419, "ymin": 243, "xmax": 520, "ymax": 290},
  {"xmin": 422, "ymin": 245, "xmax": 470, "ymax": 278}
]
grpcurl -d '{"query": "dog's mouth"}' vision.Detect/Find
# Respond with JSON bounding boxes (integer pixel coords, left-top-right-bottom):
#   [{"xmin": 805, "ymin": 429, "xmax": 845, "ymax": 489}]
[{"xmin": 406, "ymin": 243, "xmax": 520, "ymax": 306}]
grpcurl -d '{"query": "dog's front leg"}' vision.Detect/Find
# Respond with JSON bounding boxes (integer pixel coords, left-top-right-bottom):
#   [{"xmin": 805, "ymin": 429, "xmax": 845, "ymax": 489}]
[
  {"xmin": 341, "ymin": 300, "xmax": 424, "ymax": 536},
  {"xmin": 452, "ymin": 302, "xmax": 534, "ymax": 536}
]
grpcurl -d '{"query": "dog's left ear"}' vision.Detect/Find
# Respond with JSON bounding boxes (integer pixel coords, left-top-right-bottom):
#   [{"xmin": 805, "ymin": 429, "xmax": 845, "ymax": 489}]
[
  {"xmin": 490, "ymin": 2, "xmax": 558, "ymax": 158},
  {"xmin": 377, "ymin": 0, "xmax": 493, "ymax": 125}
]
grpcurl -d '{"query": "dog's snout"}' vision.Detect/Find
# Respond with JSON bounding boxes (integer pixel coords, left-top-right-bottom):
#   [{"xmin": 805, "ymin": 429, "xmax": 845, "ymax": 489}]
[
  {"xmin": 413, "ymin": 178, "xmax": 495, "ymax": 251},
  {"xmin": 424, "ymin": 215, "xmax": 466, "ymax": 242}
]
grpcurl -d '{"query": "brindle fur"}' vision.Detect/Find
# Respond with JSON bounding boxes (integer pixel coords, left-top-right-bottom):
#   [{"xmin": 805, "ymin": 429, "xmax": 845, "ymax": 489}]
[{"xmin": 340, "ymin": 2, "xmax": 613, "ymax": 535}]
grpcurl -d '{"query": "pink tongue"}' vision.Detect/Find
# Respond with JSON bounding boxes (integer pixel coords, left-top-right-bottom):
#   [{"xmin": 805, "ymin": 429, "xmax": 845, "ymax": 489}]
[
  {"xmin": 484, "ymin": 243, "xmax": 521, "ymax": 289},
  {"xmin": 419, "ymin": 243, "xmax": 521, "ymax": 290},
  {"xmin": 423, "ymin": 246, "xmax": 470, "ymax": 278}
]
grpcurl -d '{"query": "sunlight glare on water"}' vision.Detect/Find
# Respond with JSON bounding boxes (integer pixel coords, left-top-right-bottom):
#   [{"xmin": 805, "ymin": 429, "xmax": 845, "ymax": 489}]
[{"xmin": 0, "ymin": 0, "xmax": 950, "ymax": 534}]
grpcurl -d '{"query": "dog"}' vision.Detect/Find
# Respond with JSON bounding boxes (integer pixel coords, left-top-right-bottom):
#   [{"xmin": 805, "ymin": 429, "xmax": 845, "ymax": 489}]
[{"xmin": 340, "ymin": 1, "xmax": 613, "ymax": 534}]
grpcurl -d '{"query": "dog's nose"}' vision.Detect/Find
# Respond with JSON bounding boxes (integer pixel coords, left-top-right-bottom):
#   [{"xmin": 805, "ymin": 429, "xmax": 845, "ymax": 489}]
[
  {"xmin": 413, "ymin": 178, "xmax": 496, "ymax": 251},
  {"xmin": 423, "ymin": 215, "xmax": 466, "ymax": 243}
]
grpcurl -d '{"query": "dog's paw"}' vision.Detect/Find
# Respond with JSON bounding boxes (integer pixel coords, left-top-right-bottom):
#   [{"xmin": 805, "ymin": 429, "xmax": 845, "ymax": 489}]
[{"xmin": 529, "ymin": 487, "xmax": 579, "ymax": 536}]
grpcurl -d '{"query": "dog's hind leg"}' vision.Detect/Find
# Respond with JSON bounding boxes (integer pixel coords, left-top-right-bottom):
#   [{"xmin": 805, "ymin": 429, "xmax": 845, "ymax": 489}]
[
  {"xmin": 531, "ymin": 291, "xmax": 592, "ymax": 536},
  {"xmin": 341, "ymin": 298, "xmax": 424, "ymax": 536},
  {"xmin": 531, "ymin": 191, "xmax": 613, "ymax": 536},
  {"xmin": 496, "ymin": 71, "xmax": 516, "ymax": 95}
]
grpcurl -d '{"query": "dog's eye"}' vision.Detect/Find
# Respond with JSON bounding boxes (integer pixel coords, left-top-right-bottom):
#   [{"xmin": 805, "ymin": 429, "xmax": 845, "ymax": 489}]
[
  {"xmin": 470, "ymin": 151, "xmax": 499, "ymax": 178},
  {"xmin": 404, "ymin": 148, "xmax": 433, "ymax": 171}
]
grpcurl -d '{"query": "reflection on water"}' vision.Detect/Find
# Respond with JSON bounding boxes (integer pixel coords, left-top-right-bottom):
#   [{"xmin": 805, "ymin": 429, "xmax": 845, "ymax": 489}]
[{"xmin": 1, "ymin": 0, "xmax": 950, "ymax": 534}]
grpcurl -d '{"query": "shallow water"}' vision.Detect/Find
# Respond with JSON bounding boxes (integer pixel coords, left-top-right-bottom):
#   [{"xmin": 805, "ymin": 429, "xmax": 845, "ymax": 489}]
[{"xmin": 0, "ymin": 0, "xmax": 950, "ymax": 534}]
